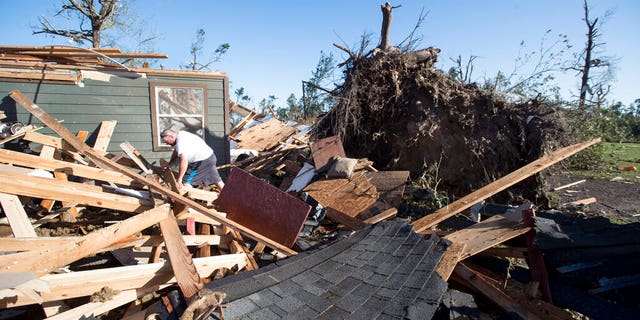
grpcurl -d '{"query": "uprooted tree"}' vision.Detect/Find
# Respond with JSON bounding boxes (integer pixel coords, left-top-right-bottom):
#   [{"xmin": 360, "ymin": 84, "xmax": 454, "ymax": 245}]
[{"xmin": 312, "ymin": 3, "xmax": 570, "ymax": 206}]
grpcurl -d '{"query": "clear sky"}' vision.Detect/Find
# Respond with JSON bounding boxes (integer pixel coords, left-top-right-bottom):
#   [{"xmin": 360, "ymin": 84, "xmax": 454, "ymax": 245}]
[{"xmin": 1, "ymin": 1, "xmax": 638, "ymax": 109}]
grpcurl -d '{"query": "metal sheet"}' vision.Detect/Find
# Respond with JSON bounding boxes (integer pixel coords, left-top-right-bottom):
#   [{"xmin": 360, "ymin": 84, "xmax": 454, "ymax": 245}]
[{"xmin": 216, "ymin": 167, "xmax": 311, "ymax": 248}]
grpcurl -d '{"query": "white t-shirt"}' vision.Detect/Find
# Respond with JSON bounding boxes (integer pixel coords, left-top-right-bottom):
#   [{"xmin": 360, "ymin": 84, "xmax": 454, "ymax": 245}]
[{"xmin": 174, "ymin": 131, "xmax": 214, "ymax": 163}]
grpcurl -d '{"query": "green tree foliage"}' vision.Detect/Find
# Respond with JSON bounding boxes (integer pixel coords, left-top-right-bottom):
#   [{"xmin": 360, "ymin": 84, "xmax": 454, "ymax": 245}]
[
  {"xmin": 182, "ymin": 28, "xmax": 230, "ymax": 71},
  {"xmin": 275, "ymin": 51, "xmax": 338, "ymax": 123}
]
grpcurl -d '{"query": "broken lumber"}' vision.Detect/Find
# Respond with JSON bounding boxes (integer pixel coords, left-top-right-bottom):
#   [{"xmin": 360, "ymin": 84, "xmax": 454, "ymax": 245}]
[
  {"xmin": 0, "ymin": 254, "xmax": 246, "ymax": 308},
  {"xmin": 0, "ymin": 171, "xmax": 153, "ymax": 213},
  {"xmin": 0, "ymin": 148, "xmax": 136, "ymax": 186},
  {"xmin": 0, "ymin": 204, "xmax": 171, "ymax": 276},
  {"xmin": 0, "ymin": 193, "xmax": 37, "ymax": 237},
  {"xmin": 443, "ymin": 215, "xmax": 531, "ymax": 261},
  {"xmin": 9, "ymin": 89, "xmax": 297, "ymax": 255},
  {"xmin": 453, "ymin": 263, "xmax": 542, "ymax": 320},
  {"xmin": 412, "ymin": 137, "xmax": 601, "ymax": 232}
]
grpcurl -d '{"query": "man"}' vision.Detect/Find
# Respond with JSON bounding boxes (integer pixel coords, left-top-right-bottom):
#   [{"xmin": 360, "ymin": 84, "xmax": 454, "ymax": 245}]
[{"xmin": 160, "ymin": 128, "xmax": 225, "ymax": 190}]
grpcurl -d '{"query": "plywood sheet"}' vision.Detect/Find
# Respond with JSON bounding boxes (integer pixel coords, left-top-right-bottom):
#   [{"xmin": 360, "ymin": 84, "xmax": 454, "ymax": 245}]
[
  {"xmin": 310, "ymin": 135, "xmax": 345, "ymax": 170},
  {"xmin": 303, "ymin": 172, "xmax": 378, "ymax": 219}
]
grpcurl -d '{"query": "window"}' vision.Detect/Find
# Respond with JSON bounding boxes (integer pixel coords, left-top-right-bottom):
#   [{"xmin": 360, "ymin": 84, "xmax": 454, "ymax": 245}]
[{"xmin": 150, "ymin": 82, "xmax": 208, "ymax": 151}]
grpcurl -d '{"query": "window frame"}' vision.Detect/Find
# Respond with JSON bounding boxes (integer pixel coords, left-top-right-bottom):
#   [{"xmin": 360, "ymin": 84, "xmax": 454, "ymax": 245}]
[{"xmin": 150, "ymin": 81, "xmax": 209, "ymax": 151}]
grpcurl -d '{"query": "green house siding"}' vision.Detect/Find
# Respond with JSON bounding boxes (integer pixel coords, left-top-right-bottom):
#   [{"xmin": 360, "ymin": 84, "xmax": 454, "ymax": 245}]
[{"xmin": 0, "ymin": 72, "xmax": 229, "ymax": 169}]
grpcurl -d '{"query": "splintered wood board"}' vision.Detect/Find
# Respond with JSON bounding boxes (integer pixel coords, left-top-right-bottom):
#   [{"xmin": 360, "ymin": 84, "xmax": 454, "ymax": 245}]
[
  {"xmin": 444, "ymin": 215, "xmax": 531, "ymax": 261},
  {"xmin": 235, "ymin": 118, "xmax": 298, "ymax": 151}
]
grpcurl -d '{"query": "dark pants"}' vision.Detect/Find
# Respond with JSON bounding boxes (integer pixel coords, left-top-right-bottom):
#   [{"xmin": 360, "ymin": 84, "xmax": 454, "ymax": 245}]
[{"xmin": 183, "ymin": 154, "xmax": 222, "ymax": 187}]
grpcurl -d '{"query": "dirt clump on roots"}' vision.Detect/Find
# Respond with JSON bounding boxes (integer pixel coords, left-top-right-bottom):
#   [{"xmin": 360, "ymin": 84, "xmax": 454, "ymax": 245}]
[{"xmin": 313, "ymin": 48, "xmax": 569, "ymax": 206}]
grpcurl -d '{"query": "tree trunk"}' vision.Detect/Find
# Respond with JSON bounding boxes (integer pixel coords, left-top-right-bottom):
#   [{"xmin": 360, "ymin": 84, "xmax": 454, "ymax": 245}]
[
  {"xmin": 579, "ymin": 0, "xmax": 597, "ymax": 108},
  {"xmin": 378, "ymin": 3, "xmax": 393, "ymax": 50}
]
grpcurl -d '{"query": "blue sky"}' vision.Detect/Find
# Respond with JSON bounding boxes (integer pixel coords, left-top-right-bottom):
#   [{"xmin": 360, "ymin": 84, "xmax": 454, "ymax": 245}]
[{"xmin": 1, "ymin": 1, "xmax": 638, "ymax": 108}]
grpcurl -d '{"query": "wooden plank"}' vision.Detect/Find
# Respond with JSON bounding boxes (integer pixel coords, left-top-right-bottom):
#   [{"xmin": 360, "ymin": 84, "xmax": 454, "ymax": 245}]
[
  {"xmin": 434, "ymin": 242, "xmax": 465, "ymax": 281},
  {"xmin": 158, "ymin": 216, "xmax": 203, "ymax": 299},
  {"xmin": 120, "ymin": 141, "xmax": 153, "ymax": 174},
  {"xmin": 444, "ymin": 215, "xmax": 531, "ymax": 261},
  {"xmin": 412, "ymin": 137, "xmax": 602, "ymax": 232},
  {"xmin": 0, "ymin": 171, "xmax": 153, "ymax": 213},
  {"xmin": 23, "ymin": 131, "xmax": 88, "ymax": 165},
  {"xmin": 0, "ymin": 204, "xmax": 171, "ymax": 276},
  {"xmin": 9, "ymin": 89, "xmax": 297, "ymax": 255},
  {"xmin": 363, "ymin": 208, "xmax": 397, "ymax": 224},
  {"xmin": 92, "ymin": 120, "xmax": 117, "ymax": 152},
  {"xmin": 553, "ymin": 179, "xmax": 586, "ymax": 191},
  {"xmin": 453, "ymin": 263, "xmax": 541, "ymax": 320},
  {"xmin": 0, "ymin": 193, "xmax": 37, "ymax": 237},
  {"xmin": 563, "ymin": 197, "xmax": 597, "ymax": 207},
  {"xmin": 0, "ymin": 254, "xmax": 246, "ymax": 308},
  {"xmin": 0, "ymin": 148, "xmax": 136, "ymax": 186},
  {"xmin": 478, "ymin": 247, "xmax": 528, "ymax": 258},
  {"xmin": 310, "ymin": 135, "xmax": 345, "ymax": 170},
  {"xmin": 217, "ymin": 167, "xmax": 311, "ymax": 247}
]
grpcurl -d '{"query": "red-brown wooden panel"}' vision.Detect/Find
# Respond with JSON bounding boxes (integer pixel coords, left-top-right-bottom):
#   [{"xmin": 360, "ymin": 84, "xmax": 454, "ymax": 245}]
[{"xmin": 216, "ymin": 167, "xmax": 311, "ymax": 248}]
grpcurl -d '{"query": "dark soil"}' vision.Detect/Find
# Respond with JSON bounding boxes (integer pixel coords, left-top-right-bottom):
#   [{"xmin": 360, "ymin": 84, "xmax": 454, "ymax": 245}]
[{"xmin": 544, "ymin": 170, "xmax": 640, "ymax": 224}]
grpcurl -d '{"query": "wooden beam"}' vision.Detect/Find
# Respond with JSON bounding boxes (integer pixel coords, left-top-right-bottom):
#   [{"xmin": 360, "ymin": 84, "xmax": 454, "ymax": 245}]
[
  {"xmin": 0, "ymin": 234, "xmax": 222, "ymax": 253},
  {"xmin": 0, "ymin": 254, "xmax": 246, "ymax": 308},
  {"xmin": 10, "ymin": 89, "xmax": 296, "ymax": 255},
  {"xmin": 0, "ymin": 171, "xmax": 153, "ymax": 213},
  {"xmin": 92, "ymin": 120, "xmax": 117, "ymax": 153},
  {"xmin": 0, "ymin": 193, "xmax": 37, "ymax": 237},
  {"xmin": 0, "ymin": 204, "xmax": 171, "ymax": 276},
  {"xmin": 453, "ymin": 263, "xmax": 542, "ymax": 320},
  {"xmin": 363, "ymin": 208, "xmax": 397, "ymax": 224},
  {"xmin": 120, "ymin": 141, "xmax": 153, "ymax": 174},
  {"xmin": 443, "ymin": 215, "xmax": 531, "ymax": 261},
  {"xmin": 412, "ymin": 138, "xmax": 601, "ymax": 232},
  {"xmin": 0, "ymin": 148, "xmax": 135, "ymax": 186},
  {"xmin": 434, "ymin": 242, "xmax": 465, "ymax": 281},
  {"xmin": 158, "ymin": 216, "xmax": 203, "ymax": 299}
]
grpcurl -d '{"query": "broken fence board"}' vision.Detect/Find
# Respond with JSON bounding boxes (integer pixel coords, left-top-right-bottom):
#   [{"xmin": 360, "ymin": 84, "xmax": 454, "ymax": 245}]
[
  {"xmin": 0, "ymin": 204, "xmax": 171, "ymax": 276},
  {"xmin": 412, "ymin": 138, "xmax": 601, "ymax": 232},
  {"xmin": 9, "ymin": 89, "xmax": 297, "ymax": 255}
]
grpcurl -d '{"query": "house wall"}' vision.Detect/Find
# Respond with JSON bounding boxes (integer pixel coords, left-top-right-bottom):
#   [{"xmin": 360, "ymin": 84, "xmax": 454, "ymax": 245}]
[{"xmin": 0, "ymin": 72, "xmax": 229, "ymax": 170}]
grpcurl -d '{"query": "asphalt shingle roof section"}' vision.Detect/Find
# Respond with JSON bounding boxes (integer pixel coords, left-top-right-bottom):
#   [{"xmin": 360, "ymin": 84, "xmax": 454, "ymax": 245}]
[{"xmin": 204, "ymin": 219, "xmax": 452, "ymax": 320}]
